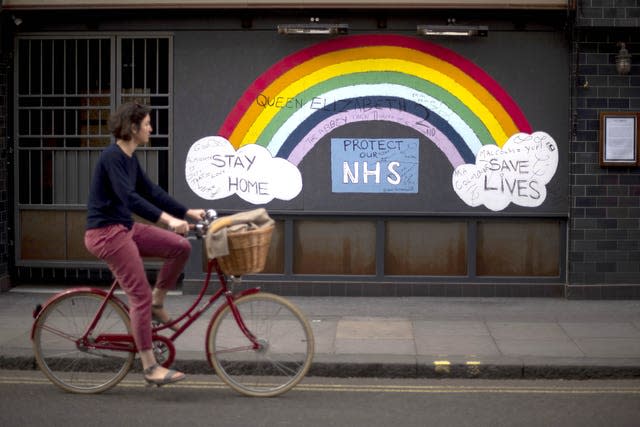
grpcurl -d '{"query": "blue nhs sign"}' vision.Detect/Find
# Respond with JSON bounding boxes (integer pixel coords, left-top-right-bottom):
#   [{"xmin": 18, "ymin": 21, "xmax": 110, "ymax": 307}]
[{"xmin": 331, "ymin": 138, "xmax": 419, "ymax": 193}]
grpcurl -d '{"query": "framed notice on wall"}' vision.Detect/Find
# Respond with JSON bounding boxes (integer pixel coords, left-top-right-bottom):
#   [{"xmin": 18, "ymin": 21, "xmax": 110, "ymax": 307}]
[{"xmin": 599, "ymin": 112, "xmax": 639, "ymax": 167}]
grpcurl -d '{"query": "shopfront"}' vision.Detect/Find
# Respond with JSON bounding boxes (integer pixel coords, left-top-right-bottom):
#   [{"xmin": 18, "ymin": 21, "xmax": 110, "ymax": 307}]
[{"xmin": 1, "ymin": 1, "xmax": 573, "ymax": 296}]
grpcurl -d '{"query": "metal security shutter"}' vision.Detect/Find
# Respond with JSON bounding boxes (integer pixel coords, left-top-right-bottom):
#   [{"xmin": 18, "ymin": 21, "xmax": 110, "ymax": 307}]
[{"xmin": 14, "ymin": 34, "xmax": 172, "ymax": 280}]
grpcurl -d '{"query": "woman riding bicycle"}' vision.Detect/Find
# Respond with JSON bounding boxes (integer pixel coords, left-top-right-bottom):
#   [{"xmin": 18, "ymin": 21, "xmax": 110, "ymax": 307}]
[{"xmin": 84, "ymin": 102, "xmax": 204, "ymax": 386}]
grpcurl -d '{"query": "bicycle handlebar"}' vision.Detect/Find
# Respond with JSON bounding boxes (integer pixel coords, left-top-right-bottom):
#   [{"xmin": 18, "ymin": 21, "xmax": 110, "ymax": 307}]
[
  {"xmin": 190, "ymin": 208, "xmax": 262, "ymax": 240},
  {"xmin": 191, "ymin": 209, "xmax": 218, "ymax": 239},
  {"xmin": 191, "ymin": 208, "xmax": 236, "ymax": 239}
]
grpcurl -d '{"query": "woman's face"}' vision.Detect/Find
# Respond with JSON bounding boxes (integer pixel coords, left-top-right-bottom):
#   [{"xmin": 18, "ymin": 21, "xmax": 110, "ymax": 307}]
[{"xmin": 133, "ymin": 114, "xmax": 152, "ymax": 145}]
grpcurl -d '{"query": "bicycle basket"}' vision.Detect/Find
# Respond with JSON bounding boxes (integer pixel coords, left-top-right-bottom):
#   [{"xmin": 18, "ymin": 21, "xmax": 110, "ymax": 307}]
[{"xmin": 216, "ymin": 222, "xmax": 274, "ymax": 276}]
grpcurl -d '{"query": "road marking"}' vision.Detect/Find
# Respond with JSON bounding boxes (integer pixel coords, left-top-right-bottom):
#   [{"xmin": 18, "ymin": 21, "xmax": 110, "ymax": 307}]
[
  {"xmin": 2, "ymin": 376, "xmax": 640, "ymax": 395},
  {"xmin": 434, "ymin": 360, "xmax": 451, "ymax": 374},
  {"xmin": 293, "ymin": 385, "xmax": 640, "ymax": 395}
]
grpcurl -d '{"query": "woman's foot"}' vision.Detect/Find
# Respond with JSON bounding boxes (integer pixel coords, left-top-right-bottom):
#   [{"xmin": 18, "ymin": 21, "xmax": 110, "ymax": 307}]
[
  {"xmin": 151, "ymin": 304, "xmax": 179, "ymax": 331},
  {"xmin": 143, "ymin": 363, "xmax": 185, "ymax": 387},
  {"xmin": 151, "ymin": 288, "xmax": 179, "ymax": 331}
]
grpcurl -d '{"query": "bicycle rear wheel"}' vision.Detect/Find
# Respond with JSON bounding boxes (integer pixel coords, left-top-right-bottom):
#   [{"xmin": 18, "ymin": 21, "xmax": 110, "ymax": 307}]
[
  {"xmin": 32, "ymin": 291, "xmax": 135, "ymax": 394},
  {"xmin": 207, "ymin": 292, "xmax": 314, "ymax": 397}
]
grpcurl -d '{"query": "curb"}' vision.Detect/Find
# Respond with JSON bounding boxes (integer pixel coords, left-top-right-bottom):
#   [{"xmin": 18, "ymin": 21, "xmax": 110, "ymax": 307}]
[{"xmin": 3, "ymin": 355, "xmax": 639, "ymax": 380}]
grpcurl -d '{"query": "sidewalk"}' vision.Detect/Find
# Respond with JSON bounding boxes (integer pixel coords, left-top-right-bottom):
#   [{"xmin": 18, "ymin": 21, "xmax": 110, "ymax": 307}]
[{"xmin": 1, "ymin": 285, "xmax": 640, "ymax": 379}]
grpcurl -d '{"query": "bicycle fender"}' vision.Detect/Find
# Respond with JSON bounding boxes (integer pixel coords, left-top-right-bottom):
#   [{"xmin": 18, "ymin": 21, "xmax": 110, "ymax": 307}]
[{"xmin": 30, "ymin": 288, "xmax": 130, "ymax": 340}]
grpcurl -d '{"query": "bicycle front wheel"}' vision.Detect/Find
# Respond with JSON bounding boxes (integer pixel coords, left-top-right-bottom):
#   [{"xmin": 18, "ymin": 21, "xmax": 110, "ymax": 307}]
[
  {"xmin": 32, "ymin": 291, "xmax": 135, "ymax": 394},
  {"xmin": 207, "ymin": 292, "xmax": 314, "ymax": 397}
]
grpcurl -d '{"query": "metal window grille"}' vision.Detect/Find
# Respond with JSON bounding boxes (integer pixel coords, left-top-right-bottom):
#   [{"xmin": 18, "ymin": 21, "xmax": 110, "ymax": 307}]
[{"xmin": 14, "ymin": 34, "xmax": 172, "ymax": 269}]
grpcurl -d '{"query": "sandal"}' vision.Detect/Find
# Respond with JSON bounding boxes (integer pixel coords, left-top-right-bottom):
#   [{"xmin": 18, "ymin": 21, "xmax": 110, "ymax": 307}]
[
  {"xmin": 151, "ymin": 304, "xmax": 180, "ymax": 332},
  {"xmin": 143, "ymin": 363, "xmax": 185, "ymax": 387}
]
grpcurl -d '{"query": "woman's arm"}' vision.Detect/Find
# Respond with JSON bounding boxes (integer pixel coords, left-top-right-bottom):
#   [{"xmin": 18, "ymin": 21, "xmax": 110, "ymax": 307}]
[
  {"xmin": 134, "ymin": 155, "xmax": 189, "ymax": 219},
  {"xmin": 158, "ymin": 212, "xmax": 190, "ymax": 234}
]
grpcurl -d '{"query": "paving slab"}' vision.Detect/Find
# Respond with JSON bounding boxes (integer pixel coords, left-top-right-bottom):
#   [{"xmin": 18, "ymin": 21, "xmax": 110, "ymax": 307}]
[{"xmin": 1, "ymin": 288, "xmax": 639, "ymax": 379}]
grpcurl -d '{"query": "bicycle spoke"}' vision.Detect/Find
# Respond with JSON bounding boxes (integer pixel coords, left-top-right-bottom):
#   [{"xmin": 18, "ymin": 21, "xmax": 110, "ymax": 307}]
[
  {"xmin": 214, "ymin": 345, "xmax": 256, "ymax": 354},
  {"xmin": 33, "ymin": 292, "xmax": 134, "ymax": 394},
  {"xmin": 38, "ymin": 324, "xmax": 80, "ymax": 342},
  {"xmin": 208, "ymin": 293, "xmax": 314, "ymax": 397},
  {"xmin": 260, "ymin": 356, "xmax": 304, "ymax": 377}
]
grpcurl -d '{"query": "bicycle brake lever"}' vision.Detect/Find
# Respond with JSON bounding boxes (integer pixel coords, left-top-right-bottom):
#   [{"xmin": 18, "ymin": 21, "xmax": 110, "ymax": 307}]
[
  {"xmin": 194, "ymin": 223, "xmax": 206, "ymax": 239},
  {"xmin": 188, "ymin": 209, "xmax": 216, "ymax": 240}
]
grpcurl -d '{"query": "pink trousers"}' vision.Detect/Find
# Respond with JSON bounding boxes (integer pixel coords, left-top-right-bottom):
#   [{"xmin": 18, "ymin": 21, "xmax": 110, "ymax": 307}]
[{"xmin": 84, "ymin": 223, "xmax": 191, "ymax": 351}]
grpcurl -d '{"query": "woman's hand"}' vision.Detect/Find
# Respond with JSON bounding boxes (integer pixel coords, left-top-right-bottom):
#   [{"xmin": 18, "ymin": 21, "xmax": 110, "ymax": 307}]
[
  {"xmin": 186, "ymin": 209, "xmax": 206, "ymax": 222},
  {"xmin": 159, "ymin": 212, "xmax": 190, "ymax": 234},
  {"xmin": 167, "ymin": 217, "xmax": 190, "ymax": 235}
]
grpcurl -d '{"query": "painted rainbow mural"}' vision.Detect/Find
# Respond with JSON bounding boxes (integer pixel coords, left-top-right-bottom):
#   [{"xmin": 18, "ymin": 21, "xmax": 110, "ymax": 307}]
[{"xmin": 218, "ymin": 34, "xmax": 532, "ymax": 168}]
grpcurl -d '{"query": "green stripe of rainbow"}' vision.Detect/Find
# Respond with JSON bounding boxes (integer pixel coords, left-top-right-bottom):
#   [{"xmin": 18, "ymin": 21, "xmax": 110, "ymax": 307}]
[{"xmin": 218, "ymin": 34, "xmax": 531, "ymax": 160}]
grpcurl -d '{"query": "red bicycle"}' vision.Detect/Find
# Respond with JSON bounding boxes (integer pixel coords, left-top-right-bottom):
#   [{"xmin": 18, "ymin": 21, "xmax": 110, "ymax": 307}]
[{"xmin": 30, "ymin": 209, "xmax": 314, "ymax": 397}]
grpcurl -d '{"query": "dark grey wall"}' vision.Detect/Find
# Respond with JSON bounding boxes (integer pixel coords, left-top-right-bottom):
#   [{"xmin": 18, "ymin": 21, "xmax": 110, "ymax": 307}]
[
  {"xmin": 172, "ymin": 29, "xmax": 570, "ymax": 216},
  {"xmin": 13, "ymin": 8, "xmax": 640, "ymax": 296}
]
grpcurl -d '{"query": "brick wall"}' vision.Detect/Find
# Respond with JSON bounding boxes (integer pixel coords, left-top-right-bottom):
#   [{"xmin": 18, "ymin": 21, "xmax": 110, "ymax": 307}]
[
  {"xmin": 576, "ymin": 0, "xmax": 640, "ymax": 28},
  {"xmin": 0, "ymin": 38, "xmax": 9, "ymax": 292},
  {"xmin": 569, "ymin": 0, "xmax": 640, "ymax": 298}
]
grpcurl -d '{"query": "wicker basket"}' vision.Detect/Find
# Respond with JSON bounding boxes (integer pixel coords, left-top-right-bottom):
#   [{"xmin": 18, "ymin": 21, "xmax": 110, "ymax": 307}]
[{"xmin": 216, "ymin": 223, "xmax": 274, "ymax": 276}]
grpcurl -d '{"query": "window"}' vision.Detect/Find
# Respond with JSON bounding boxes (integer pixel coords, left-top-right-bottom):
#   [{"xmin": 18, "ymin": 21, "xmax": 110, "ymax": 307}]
[{"xmin": 15, "ymin": 34, "xmax": 172, "ymax": 264}]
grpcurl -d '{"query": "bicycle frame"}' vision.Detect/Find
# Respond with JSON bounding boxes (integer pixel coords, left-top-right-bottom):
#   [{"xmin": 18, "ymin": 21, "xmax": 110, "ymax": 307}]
[
  {"xmin": 31, "ymin": 257, "xmax": 263, "ymax": 355},
  {"xmin": 154, "ymin": 257, "xmax": 262, "ymax": 347}
]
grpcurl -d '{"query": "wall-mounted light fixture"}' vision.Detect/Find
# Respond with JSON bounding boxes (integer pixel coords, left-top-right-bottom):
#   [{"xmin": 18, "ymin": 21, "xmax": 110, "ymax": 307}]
[
  {"xmin": 277, "ymin": 23, "xmax": 349, "ymax": 35},
  {"xmin": 12, "ymin": 15, "xmax": 23, "ymax": 26},
  {"xmin": 616, "ymin": 42, "xmax": 632, "ymax": 75},
  {"xmin": 417, "ymin": 25, "xmax": 488, "ymax": 37}
]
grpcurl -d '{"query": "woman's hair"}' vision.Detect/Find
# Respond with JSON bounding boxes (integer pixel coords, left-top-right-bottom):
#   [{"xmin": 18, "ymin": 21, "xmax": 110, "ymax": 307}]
[{"xmin": 108, "ymin": 102, "xmax": 152, "ymax": 141}]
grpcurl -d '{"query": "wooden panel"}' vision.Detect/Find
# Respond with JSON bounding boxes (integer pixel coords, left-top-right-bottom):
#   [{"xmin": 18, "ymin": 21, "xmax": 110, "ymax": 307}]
[
  {"xmin": 477, "ymin": 220, "xmax": 560, "ymax": 276},
  {"xmin": 262, "ymin": 220, "xmax": 284, "ymax": 274},
  {"xmin": 293, "ymin": 220, "xmax": 375, "ymax": 275},
  {"xmin": 20, "ymin": 210, "xmax": 176, "ymax": 262},
  {"xmin": 385, "ymin": 220, "xmax": 467, "ymax": 276},
  {"xmin": 66, "ymin": 210, "xmax": 95, "ymax": 261},
  {"xmin": 20, "ymin": 210, "xmax": 66, "ymax": 260}
]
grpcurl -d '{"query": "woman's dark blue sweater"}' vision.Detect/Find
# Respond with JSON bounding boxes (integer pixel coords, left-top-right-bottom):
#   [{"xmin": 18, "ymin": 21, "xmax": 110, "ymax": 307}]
[{"xmin": 86, "ymin": 143, "xmax": 187, "ymax": 230}]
